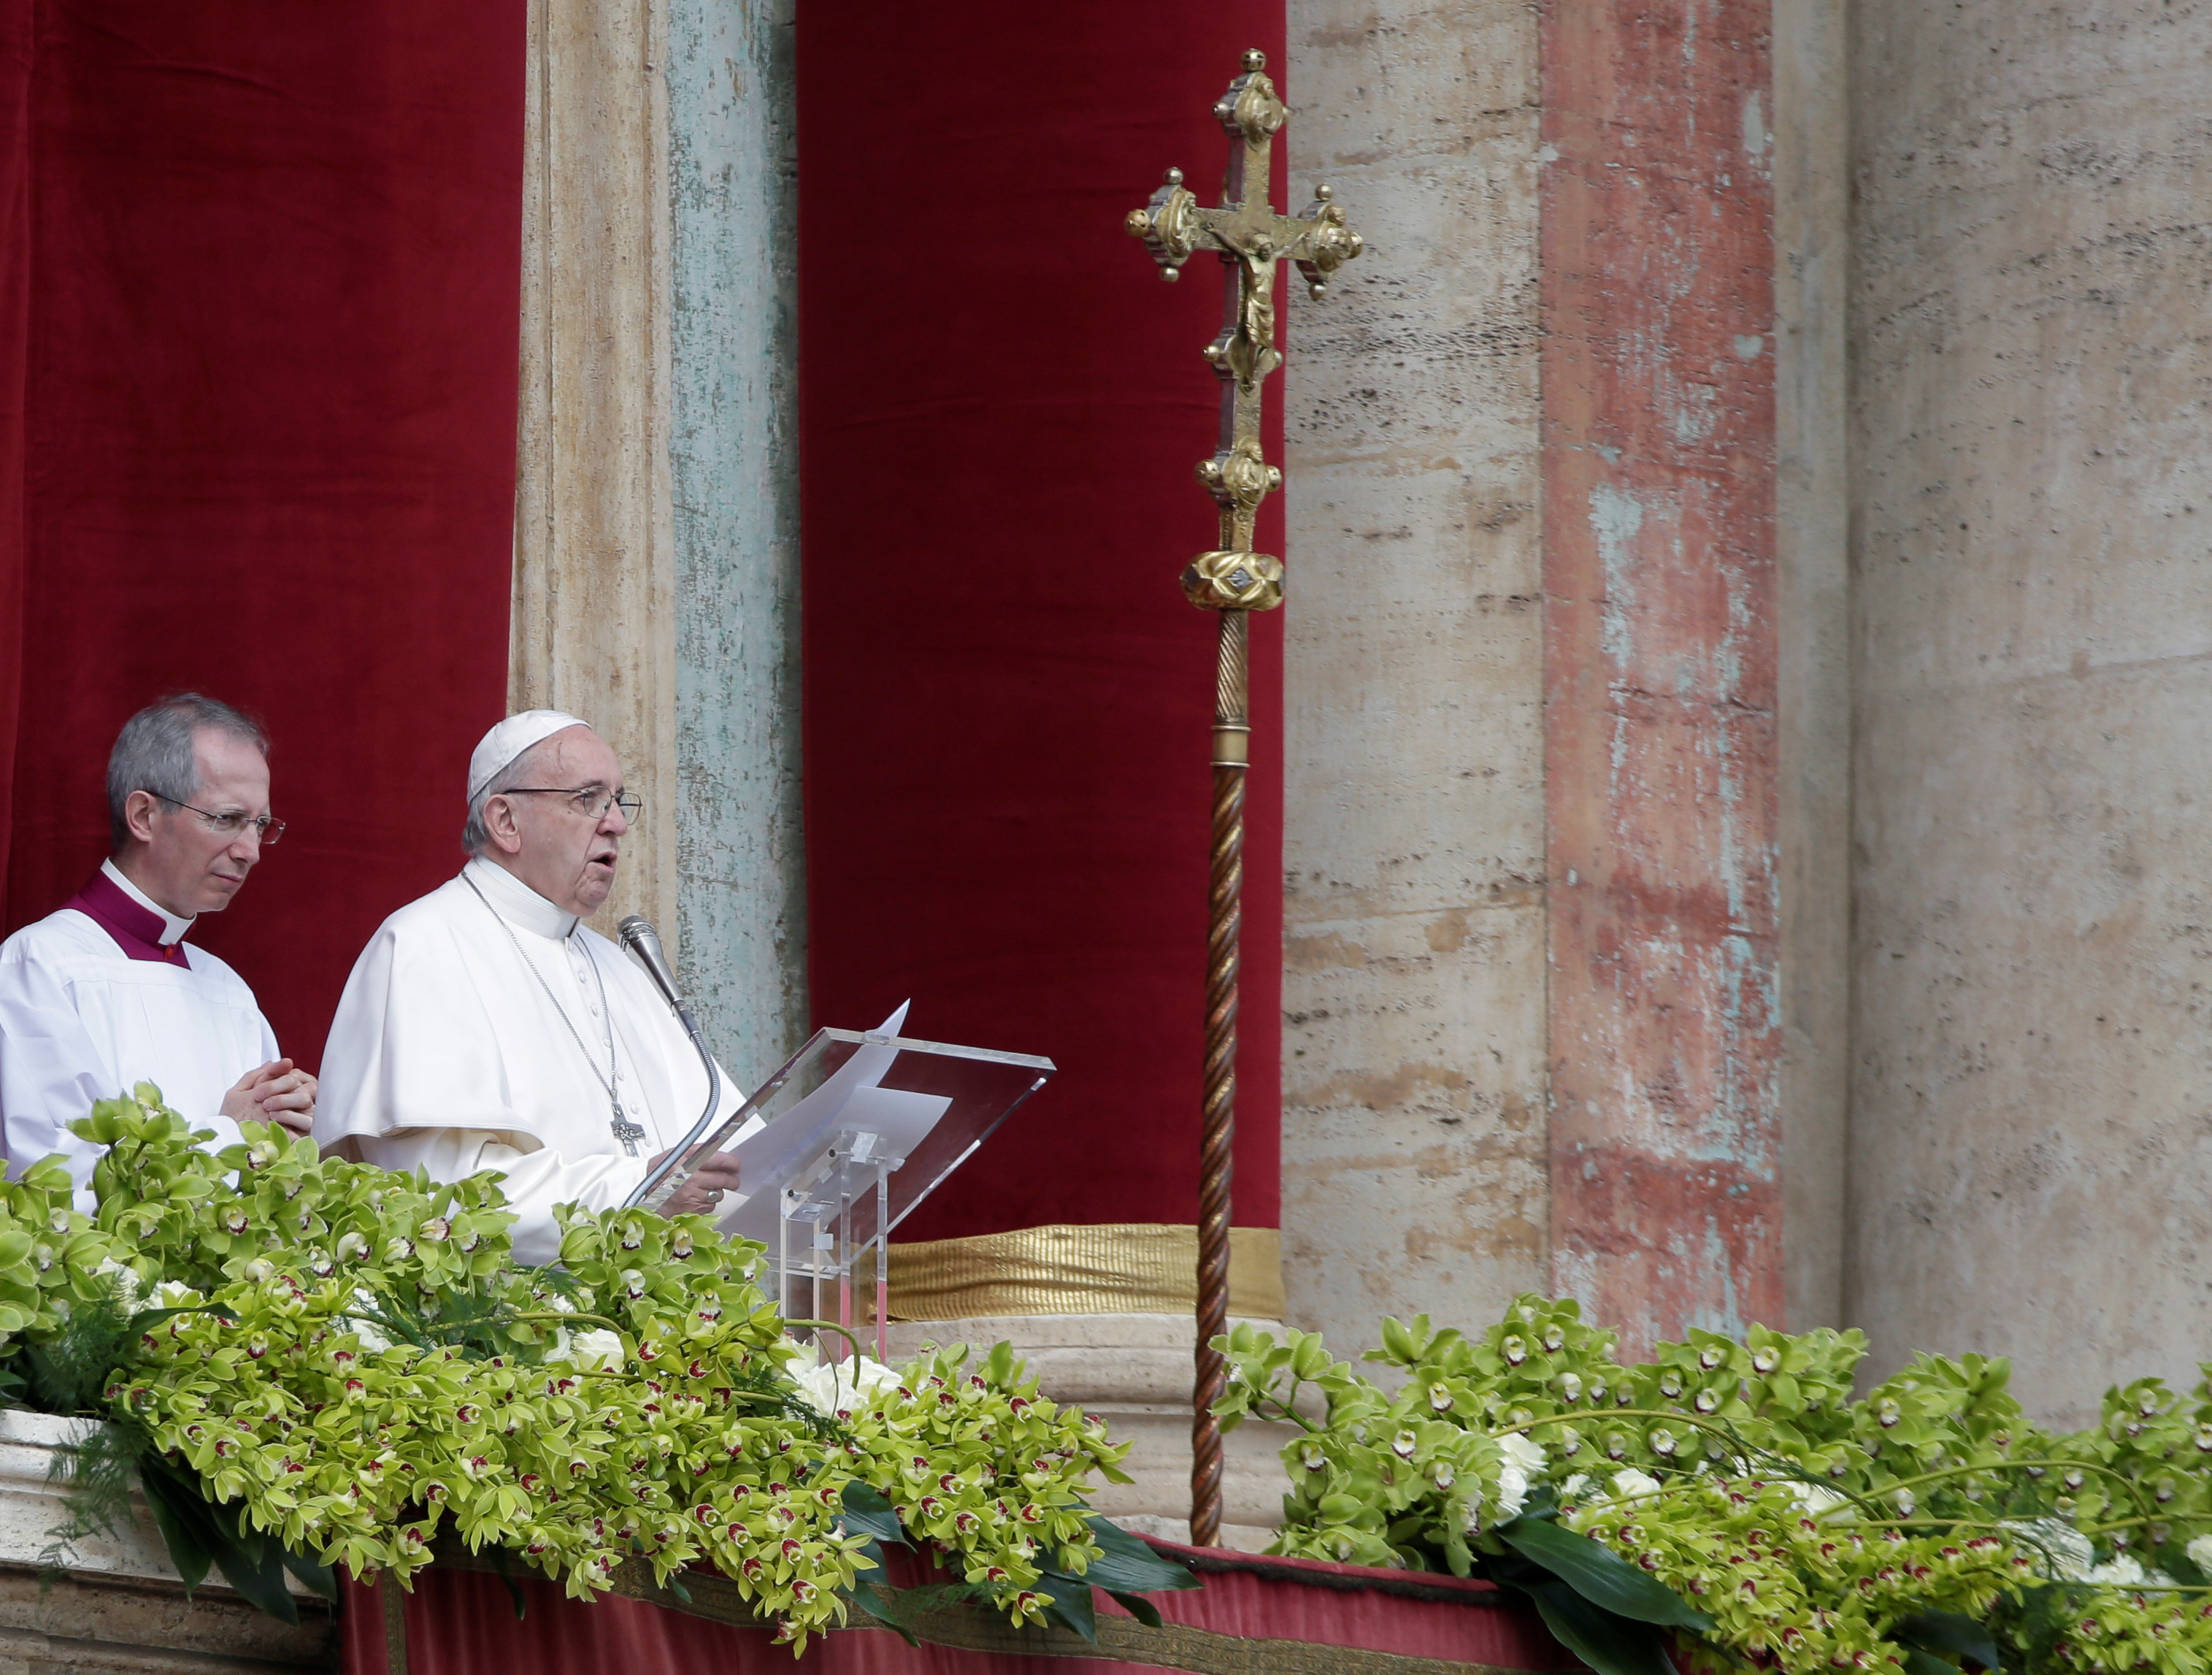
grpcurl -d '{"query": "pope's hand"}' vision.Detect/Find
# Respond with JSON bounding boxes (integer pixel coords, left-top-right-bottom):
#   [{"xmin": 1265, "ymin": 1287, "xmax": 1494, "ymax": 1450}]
[
  {"xmin": 651, "ymin": 1147, "xmax": 741, "ymax": 1219},
  {"xmin": 222, "ymin": 1059, "xmax": 317, "ymax": 1138}
]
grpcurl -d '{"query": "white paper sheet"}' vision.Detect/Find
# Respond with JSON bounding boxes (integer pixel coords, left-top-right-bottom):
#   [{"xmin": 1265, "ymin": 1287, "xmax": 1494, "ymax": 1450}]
[
  {"xmin": 710, "ymin": 1002, "xmax": 912, "ymax": 1235},
  {"xmin": 720, "ymin": 1081, "xmax": 951, "ymax": 1245}
]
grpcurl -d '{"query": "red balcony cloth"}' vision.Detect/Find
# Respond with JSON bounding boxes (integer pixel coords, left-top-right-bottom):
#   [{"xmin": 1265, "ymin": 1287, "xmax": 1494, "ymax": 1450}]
[
  {"xmin": 0, "ymin": 0, "xmax": 524, "ymax": 1065},
  {"xmin": 796, "ymin": 0, "xmax": 1288, "ymax": 1237},
  {"xmin": 340, "ymin": 1542, "xmax": 1574, "ymax": 1674}
]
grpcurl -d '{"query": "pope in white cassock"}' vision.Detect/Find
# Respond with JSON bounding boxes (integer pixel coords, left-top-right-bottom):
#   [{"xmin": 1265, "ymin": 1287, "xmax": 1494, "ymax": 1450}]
[
  {"xmin": 317, "ymin": 712, "xmax": 750, "ymax": 1264},
  {"xmin": 0, "ymin": 694, "xmax": 316, "ymax": 1191}
]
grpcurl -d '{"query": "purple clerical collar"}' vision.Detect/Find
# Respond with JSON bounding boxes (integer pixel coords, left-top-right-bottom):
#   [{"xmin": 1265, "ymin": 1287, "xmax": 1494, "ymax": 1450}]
[{"xmin": 64, "ymin": 865, "xmax": 192, "ymax": 966}]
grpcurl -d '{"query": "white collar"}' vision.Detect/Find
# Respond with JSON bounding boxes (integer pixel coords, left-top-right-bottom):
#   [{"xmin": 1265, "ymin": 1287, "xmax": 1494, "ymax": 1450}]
[
  {"xmin": 464, "ymin": 855, "xmax": 580, "ymax": 940},
  {"xmin": 101, "ymin": 859, "xmax": 195, "ymax": 945}
]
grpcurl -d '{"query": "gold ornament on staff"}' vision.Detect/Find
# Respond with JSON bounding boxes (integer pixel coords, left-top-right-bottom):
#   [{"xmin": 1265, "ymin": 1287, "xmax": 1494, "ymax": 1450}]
[{"xmin": 1124, "ymin": 47, "xmax": 1363, "ymax": 1547}]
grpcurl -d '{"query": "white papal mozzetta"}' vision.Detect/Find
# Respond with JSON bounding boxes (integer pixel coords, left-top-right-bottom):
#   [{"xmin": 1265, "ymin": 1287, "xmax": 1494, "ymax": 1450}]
[{"xmin": 316, "ymin": 712, "xmax": 759, "ymax": 1265}]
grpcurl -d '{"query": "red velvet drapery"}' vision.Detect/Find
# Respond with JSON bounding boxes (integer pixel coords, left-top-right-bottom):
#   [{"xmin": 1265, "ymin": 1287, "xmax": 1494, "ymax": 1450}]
[
  {"xmin": 0, "ymin": 0, "xmax": 524, "ymax": 1066},
  {"xmin": 340, "ymin": 1545, "xmax": 1572, "ymax": 1673},
  {"xmin": 797, "ymin": 2, "xmax": 1289, "ymax": 1238}
]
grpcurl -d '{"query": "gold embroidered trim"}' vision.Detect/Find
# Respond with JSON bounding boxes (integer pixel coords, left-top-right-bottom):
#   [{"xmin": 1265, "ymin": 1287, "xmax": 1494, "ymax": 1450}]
[
  {"xmin": 902, "ymin": 1601, "xmax": 1567, "ymax": 1674},
  {"xmin": 868, "ymin": 1223, "xmax": 1284, "ymax": 1322}
]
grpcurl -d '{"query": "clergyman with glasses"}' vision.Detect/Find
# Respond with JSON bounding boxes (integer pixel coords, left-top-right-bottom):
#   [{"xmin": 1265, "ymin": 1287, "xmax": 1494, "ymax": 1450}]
[
  {"xmin": 317, "ymin": 710, "xmax": 752, "ymax": 1264},
  {"xmin": 0, "ymin": 693, "xmax": 315, "ymax": 1194}
]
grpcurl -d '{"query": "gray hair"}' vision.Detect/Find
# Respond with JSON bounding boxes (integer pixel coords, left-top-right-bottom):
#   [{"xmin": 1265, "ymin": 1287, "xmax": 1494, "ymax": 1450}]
[
  {"xmin": 107, "ymin": 694, "xmax": 270, "ymax": 850},
  {"xmin": 461, "ymin": 738, "xmax": 549, "ymax": 856}
]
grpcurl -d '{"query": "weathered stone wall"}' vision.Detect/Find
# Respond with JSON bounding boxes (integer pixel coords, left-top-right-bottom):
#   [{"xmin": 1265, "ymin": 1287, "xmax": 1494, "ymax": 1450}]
[
  {"xmin": 1774, "ymin": 0, "xmax": 1852, "ymax": 1334},
  {"xmin": 1848, "ymin": 0, "xmax": 2212, "ymax": 1423},
  {"xmin": 511, "ymin": 0, "xmax": 680, "ymax": 946},
  {"xmin": 667, "ymin": 0, "xmax": 808, "ymax": 1078},
  {"xmin": 0, "ymin": 1412, "xmax": 334, "ymax": 1672},
  {"xmin": 1541, "ymin": 0, "xmax": 1783, "ymax": 1357},
  {"xmin": 1280, "ymin": 0, "xmax": 1551, "ymax": 1354}
]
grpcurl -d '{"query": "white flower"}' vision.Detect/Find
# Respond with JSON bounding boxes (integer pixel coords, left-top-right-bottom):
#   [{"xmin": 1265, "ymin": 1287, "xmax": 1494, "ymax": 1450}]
[
  {"xmin": 347, "ymin": 1289, "xmax": 392, "ymax": 1353},
  {"xmin": 2088, "ymin": 1555, "xmax": 2146, "ymax": 1587},
  {"xmin": 791, "ymin": 1353, "xmax": 902, "ymax": 1417},
  {"xmin": 1789, "ymin": 1481, "xmax": 1847, "ymax": 1517},
  {"xmin": 93, "ymin": 1259, "xmax": 142, "ymax": 1312},
  {"xmin": 1560, "ymin": 1473, "xmax": 1593, "ymax": 1501},
  {"xmin": 1498, "ymin": 1432, "xmax": 1548, "ymax": 1475},
  {"xmin": 550, "ymin": 1328, "xmax": 626, "ymax": 1371},
  {"xmin": 1496, "ymin": 1462, "xmax": 1530, "ymax": 1520},
  {"xmin": 2189, "ymin": 1533, "xmax": 2212, "ymax": 1576},
  {"xmin": 2002, "ymin": 1517, "xmax": 2094, "ymax": 1583},
  {"xmin": 1608, "ymin": 1466, "xmax": 1665, "ymax": 1503}
]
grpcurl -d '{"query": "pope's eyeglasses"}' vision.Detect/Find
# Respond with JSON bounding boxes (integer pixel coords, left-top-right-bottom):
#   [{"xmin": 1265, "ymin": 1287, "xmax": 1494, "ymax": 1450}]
[
  {"xmin": 153, "ymin": 794, "xmax": 286, "ymax": 845},
  {"xmin": 502, "ymin": 786, "xmax": 642, "ymax": 823}
]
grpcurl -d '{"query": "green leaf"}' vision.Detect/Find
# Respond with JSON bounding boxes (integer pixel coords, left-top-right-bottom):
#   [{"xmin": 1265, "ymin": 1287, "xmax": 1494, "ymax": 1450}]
[
  {"xmin": 845, "ymin": 1582, "xmax": 922, "ymax": 1647},
  {"xmin": 1898, "ymin": 1647, "xmax": 1962, "ymax": 1675},
  {"xmin": 1107, "ymin": 1589, "xmax": 1163, "ymax": 1628},
  {"xmin": 1497, "ymin": 1516, "xmax": 1710, "ymax": 1630},
  {"xmin": 1521, "ymin": 1579, "xmax": 1678, "ymax": 1675},
  {"xmin": 138, "ymin": 1469, "xmax": 212, "ymax": 1592},
  {"xmin": 1032, "ymin": 1571, "xmax": 1097, "ymax": 1642},
  {"xmin": 1077, "ymin": 1516, "xmax": 1202, "ymax": 1594},
  {"xmin": 140, "ymin": 1459, "xmax": 298, "ymax": 1625},
  {"xmin": 840, "ymin": 1481, "xmax": 909, "ymax": 1547},
  {"xmin": 1896, "ymin": 1610, "xmax": 2002, "ymax": 1673},
  {"xmin": 1379, "ymin": 1318, "xmax": 1417, "ymax": 1364}
]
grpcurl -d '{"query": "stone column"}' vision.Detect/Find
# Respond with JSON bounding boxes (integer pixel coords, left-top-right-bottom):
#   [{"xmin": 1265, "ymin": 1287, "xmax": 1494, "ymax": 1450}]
[
  {"xmin": 511, "ymin": 0, "xmax": 680, "ymax": 946},
  {"xmin": 1848, "ymin": 0, "xmax": 2212, "ymax": 1422},
  {"xmin": 1773, "ymin": 0, "xmax": 1851, "ymax": 1332},
  {"xmin": 1286, "ymin": 0, "xmax": 1832, "ymax": 1361},
  {"xmin": 1541, "ymin": 0, "xmax": 1783, "ymax": 1355},
  {"xmin": 1280, "ymin": 0, "xmax": 1551, "ymax": 1360},
  {"xmin": 512, "ymin": 0, "xmax": 807, "ymax": 1061},
  {"xmin": 666, "ymin": 0, "xmax": 807, "ymax": 1072}
]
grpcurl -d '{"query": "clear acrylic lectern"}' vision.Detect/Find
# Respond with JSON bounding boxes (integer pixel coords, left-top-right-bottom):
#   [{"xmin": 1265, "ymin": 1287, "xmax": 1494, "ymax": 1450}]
[{"xmin": 637, "ymin": 1022, "xmax": 1054, "ymax": 1358}]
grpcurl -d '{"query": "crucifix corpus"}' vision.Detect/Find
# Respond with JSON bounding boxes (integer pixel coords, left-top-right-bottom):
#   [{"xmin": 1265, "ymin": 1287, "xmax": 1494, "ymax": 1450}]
[{"xmin": 1124, "ymin": 47, "xmax": 1364, "ymax": 1547}]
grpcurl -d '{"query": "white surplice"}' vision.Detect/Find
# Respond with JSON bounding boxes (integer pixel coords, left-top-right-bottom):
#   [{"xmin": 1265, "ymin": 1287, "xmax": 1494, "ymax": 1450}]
[
  {"xmin": 0, "ymin": 862, "xmax": 278, "ymax": 1189},
  {"xmin": 316, "ymin": 856, "xmax": 755, "ymax": 1264}
]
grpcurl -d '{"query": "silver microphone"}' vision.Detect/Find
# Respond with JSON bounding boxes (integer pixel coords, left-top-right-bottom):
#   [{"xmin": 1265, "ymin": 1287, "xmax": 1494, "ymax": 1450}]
[
  {"xmin": 615, "ymin": 916, "xmax": 724, "ymax": 1209},
  {"xmin": 617, "ymin": 915, "xmax": 684, "ymax": 1013}
]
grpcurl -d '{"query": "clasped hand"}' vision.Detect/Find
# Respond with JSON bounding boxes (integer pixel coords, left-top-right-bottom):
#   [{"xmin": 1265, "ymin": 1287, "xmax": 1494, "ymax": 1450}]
[{"xmin": 222, "ymin": 1058, "xmax": 317, "ymax": 1137}]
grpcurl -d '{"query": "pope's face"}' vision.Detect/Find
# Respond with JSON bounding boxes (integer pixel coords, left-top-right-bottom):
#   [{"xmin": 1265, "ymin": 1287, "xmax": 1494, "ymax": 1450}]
[
  {"xmin": 129, "ymin": 728, "xmax": 273, "ymax": 918},
  {"xmin": 487, "ymin": 727, "xmax": 631, "ymax": 917}
]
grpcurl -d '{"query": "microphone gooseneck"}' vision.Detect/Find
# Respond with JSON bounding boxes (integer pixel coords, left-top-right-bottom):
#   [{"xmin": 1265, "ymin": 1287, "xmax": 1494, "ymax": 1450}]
[{"xmin": 617, "ymin": 915, "xmax": 725, "ymax": 1210}]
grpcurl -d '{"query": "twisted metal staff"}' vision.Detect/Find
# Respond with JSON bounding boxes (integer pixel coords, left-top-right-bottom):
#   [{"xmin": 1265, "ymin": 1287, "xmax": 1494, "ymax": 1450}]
[{"xmin": 1125, "ymin": 48, "xmax": 1363, "ymax": 1546}]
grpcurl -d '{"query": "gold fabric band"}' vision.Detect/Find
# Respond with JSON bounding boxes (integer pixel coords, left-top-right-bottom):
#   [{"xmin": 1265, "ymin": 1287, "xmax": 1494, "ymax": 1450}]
[{"xmin": 867, "ymin": 1222, "xmax": 1284, "ymax": 1321}]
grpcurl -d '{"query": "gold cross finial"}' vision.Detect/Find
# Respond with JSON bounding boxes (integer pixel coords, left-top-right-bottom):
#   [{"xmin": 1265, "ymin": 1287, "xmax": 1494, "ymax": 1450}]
[
  {"xmin": 1125, "ymin": 49, "xmax": 1365, "ymax": 611},
  {"xmin": 1121, "ymin": 49, "xmax": 1366, "ymax": 1554}
]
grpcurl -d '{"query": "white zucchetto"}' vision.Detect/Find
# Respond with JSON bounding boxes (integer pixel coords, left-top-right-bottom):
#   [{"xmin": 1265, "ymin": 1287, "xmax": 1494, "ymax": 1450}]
[{"xmin": 466, "ymin": 710, "xmax": 593, "ymax": 804}]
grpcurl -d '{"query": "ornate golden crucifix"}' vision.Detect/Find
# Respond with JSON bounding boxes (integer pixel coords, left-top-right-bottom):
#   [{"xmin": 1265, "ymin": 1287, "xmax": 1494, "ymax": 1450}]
[{"xmin": 1125, "ymin": 47, "xmax": 1362, "ymax": 1548}]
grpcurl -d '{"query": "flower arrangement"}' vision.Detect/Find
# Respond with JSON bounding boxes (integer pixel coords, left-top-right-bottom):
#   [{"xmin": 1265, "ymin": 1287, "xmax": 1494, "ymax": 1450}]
[
  {"xmin": 1220, "ymin": 1297, "xmax": 2212, "ymax": 1675},
  {"xmin": 1, "ymin": 1089, "xmax": 1190, "ymax": 1652}
]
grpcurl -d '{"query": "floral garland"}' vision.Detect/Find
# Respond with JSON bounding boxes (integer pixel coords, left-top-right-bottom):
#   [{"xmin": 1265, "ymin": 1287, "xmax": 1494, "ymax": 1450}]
[
  {"xmin": 0, "ymin": 1091, "xmax": 1170, "ymax": 1652},
  {"xmin": 1221, "ymin": 1297, "xmax": 2212, "ymax": 1675}
]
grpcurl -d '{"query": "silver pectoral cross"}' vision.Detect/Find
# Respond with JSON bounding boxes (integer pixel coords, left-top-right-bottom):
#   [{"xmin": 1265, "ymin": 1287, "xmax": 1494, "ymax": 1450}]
[{"xmin": 610, "ymin": 1108, "xmax": 646, "ymax": 1155}]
